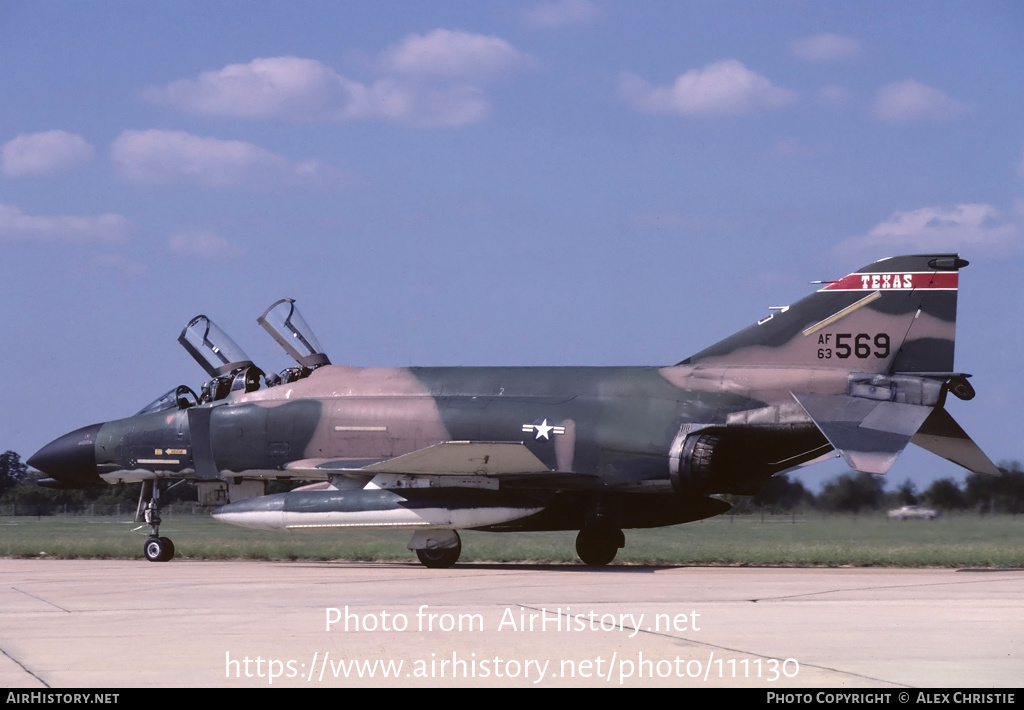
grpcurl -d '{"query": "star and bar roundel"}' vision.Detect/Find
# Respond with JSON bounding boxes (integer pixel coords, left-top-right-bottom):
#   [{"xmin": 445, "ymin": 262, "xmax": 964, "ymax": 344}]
[{"xmin": 522, "ymin": 418, "xmax": 565, "ymax": 441}]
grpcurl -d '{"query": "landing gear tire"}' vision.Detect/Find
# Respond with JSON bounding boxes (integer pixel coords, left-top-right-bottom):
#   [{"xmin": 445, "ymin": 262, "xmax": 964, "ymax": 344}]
[
  {"xmin": 576, "ymin": 527, "xmax": 623, "ymax": 566},
  {"xmin": 159, "ymin": 536, "xmax": 175, "ymax": 560},
  {"xmin": 415, "ymin": 533, "xmax": 461, "ymax": 569},
  {"xmin": 144, "ymin": 536, "xmax": 174, "ymax": 562},
  {"xmin": 138, "ymin": 480, "xmax": 177, "ymax": 561}
]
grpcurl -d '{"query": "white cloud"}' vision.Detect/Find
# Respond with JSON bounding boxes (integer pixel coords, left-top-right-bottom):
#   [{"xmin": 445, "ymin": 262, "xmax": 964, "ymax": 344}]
[
  {"xmin": 169, "ymin": 229, "xmax": 234, "ymax": 258},
  {"xmin": 523, "ymin": 0, "xmax": 600, "ymax": 27},
  {"xmin": 837, "ymin": 204, "xmax": 1020, "ymax": 255},
  {"xmin": 111, "ymin": 129, "xmax": 337, "ymax": 189},
  {"xmin": 381, "ymin": 29, "xmax": 533, "ymax": 79},
  {"xmin": 0, "ymin": 203, "xmax": 133, "ymax": 244},
  {"xmin": 145, "ymin": 36, "xmax": 527, "ymax": 128},
  {"xmin": 619, "ymin": 60, "xmax": 796, "ymax": 116},
  {"xmin": 789, "ymin": 34, "xmax": 860, "ymax": 62},
  {"xmin": 1, "ymin": 130, "xmax": 94, "ymax": 177},
  {"xmin": 352, "ymin": 79, "xmax": 491, "ymax": 127},
  {"xmin": 5, "ymin": 213, "xmax": 234, "ymax": 274},
  {"xmin": 145, "ymin": 57, "xmax": 365, "ymax": 122},
  {"xmin": 870, "ymin": 80, "xmax": 968, "ymax": 123}
]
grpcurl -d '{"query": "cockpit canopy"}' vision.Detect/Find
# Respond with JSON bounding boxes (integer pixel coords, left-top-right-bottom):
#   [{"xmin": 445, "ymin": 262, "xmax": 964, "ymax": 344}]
[
  {"xmin": 143, "ymin": 299, "xmax": 333, "ymax": 411},
  {"xmin": 178, "ymin": 315, "xmax": 254, "ymax": 378},
  {"xmin": 136, "ymin": 384, "xmax": 199, "ymax": 415},
  {"xmin": 258, "ymin": 298, "xmax": 331, "ymax": 370}
]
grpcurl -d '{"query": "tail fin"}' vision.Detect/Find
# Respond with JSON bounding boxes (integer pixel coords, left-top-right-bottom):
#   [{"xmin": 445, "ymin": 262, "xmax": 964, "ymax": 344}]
[
  {"xmin": 680, "ymin": 254, "xmax": 999, "ymax": 476},
  {"xmin": 680, "ymin": 254, "xmax": 965, "ymax": 374}
]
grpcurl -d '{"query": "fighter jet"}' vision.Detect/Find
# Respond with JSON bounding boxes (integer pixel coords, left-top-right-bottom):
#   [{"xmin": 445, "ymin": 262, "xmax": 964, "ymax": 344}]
[{"xmin": 29, "ymin": 255, "xmax": 998, "ymax": 567}]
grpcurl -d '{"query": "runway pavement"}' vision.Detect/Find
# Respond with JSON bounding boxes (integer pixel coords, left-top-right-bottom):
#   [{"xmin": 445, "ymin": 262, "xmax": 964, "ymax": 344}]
[{"xmin": 1, "ymin": 560, "xmax": 1021, "ymax": 688}]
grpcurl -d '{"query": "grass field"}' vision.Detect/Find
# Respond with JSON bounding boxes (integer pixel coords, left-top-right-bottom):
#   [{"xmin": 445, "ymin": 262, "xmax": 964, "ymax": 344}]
[{"xmin": 2, "ymin": 512, "xmax": 1022, "ymax": 567}]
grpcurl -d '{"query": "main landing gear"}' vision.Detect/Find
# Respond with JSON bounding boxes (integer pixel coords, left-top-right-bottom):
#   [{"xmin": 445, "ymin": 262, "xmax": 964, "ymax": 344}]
[
  {"xmin": 407, "ymin": 527, "xmax": 625, "ymax": 567},
  {"xmin": 137, "ymin": 480, "xmax": 176, "ymax": 562},
  {"xmin": 410, "ymin": 530, "xmax": 462, "ymax": 569},
  {"xmin": 575, "ymin": 526, "xmax": 624, "ymax": 566}
]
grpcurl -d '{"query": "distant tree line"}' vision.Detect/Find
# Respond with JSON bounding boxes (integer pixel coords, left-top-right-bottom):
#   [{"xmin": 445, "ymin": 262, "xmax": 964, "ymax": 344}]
[
  {"xmin": 745, "ymin": 462, "xmax": 1024, "ymax": 515},
  {"xmin": 0, "ymin": 451, "xmax": 196, "ymax": 514},
  {"xmin": 3, "ymin": 449, "xmax": 1023, "ymax": 516},
  {"xmin": 0, "ymin": 451, "xmax": 28, "ymax": 498}
]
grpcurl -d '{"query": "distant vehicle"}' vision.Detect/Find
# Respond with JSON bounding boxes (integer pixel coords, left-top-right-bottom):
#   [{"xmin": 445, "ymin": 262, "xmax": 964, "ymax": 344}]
[{"xmin": 888, "ymin": 505, "xmax": 940, "ymax": 520}]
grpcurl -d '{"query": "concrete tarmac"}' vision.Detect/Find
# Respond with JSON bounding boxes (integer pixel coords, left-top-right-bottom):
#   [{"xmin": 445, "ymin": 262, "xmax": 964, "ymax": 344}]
[{"xmin": 1, "ymin": 560, "xmax": 1021, "ymax": 688}]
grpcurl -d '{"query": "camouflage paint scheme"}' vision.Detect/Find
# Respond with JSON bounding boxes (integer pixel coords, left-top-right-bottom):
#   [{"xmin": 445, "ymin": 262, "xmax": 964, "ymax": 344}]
[{"xmin": 29, "ymin": 255, "xmax": 998, "ymax": 566}]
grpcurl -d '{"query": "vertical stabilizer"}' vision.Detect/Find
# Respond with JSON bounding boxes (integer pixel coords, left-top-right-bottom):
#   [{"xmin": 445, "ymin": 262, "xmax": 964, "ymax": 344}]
[{"xmin": 681, "ymin": 254, "xmax": 966, "ymax": 374}]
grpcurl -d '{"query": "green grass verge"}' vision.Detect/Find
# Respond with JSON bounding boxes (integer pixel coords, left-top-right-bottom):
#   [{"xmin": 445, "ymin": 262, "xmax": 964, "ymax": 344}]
[{"xmin": 2, "ymin": 512, "xmax": 1022, "ymax": 567}]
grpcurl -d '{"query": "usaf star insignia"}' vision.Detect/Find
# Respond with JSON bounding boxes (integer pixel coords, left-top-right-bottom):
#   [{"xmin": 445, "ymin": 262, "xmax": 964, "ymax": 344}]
[{"xmin": 522, "ymin": 418, "xmax": 566, "ymax": 440}]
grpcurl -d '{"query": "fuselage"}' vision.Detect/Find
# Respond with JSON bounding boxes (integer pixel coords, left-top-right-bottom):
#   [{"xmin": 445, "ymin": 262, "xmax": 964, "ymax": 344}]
[{"xmin": 42, "ymin": 363, "xmax": 837, "ymax": 499}]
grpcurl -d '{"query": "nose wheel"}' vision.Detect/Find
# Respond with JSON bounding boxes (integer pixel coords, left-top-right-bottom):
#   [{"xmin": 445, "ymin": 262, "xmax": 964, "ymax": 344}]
[
  {"xmin": 144, "ymin": 536, "xmax": 175, "ymax": 562},
  {"xmin": 138, "ymin": 480, "xmax": 176, "ymax": 562}
]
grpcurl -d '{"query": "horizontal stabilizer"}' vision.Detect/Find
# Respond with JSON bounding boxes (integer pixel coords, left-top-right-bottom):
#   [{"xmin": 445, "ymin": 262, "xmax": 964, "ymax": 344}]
[
  {"xmin": 792, "ymin": 393, "xmax": 932, "ymax": 475},
  {"xmin": 912, "ymin": 407, "xmax": 1001, "ymax": 475}
]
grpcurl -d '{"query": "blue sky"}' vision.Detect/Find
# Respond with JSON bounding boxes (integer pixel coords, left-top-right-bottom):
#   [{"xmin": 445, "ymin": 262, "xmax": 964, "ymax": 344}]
[{"xmin": 2, "ymin": 1, "xmax": 1022, "ymax": 492}]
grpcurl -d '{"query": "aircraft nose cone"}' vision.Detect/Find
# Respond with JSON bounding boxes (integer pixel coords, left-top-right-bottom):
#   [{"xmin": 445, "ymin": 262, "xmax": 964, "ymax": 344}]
[{"xmin": 28, "ymin": 423, "xmax": 104, "ymax": 487}]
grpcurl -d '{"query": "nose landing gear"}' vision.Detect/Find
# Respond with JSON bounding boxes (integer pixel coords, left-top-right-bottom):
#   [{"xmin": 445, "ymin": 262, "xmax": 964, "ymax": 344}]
[
  {"xmin": 144, "ymin": 535, "xmax": 175, "ymax": 562},
  {"xmin": 137, "ymin": 480, "xmax": 176, "ymax": 562}
]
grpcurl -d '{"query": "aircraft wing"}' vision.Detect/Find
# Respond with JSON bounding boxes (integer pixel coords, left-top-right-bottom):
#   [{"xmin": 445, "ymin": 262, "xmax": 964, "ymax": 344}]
[
  {"xmin": 283, "ymin": 441, "xmax": 603, "ymax": 489},
  {"xmin": 285, "ymin": 441, "xmax": 562, "ymax": 477},
  {"xmin": 362, "ymin": 441, "xmax": 550, "ymax": 476}
]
